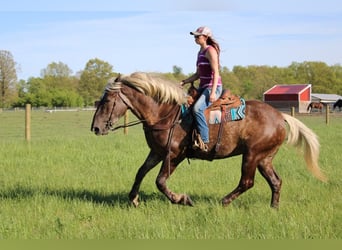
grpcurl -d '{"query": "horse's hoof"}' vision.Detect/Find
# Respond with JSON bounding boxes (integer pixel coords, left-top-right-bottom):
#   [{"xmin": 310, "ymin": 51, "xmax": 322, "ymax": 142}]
[
  {"xmin": 270, "ymin": 203, "xmax": 279, "ymax": 209},
  {"xmin": 180, "ymin": 194, "xmax": 194, "ymax": 206},
  {"xmin": 221, "ymin": 197, "xmax": 232, "ymax": 207},
  {"xmin": 171, "ymin": 193, "xmax": 194, "ymax": 206},
  {"xmin": 130, "ymin": 195, "xmax": 139, "ymax": 207},
  {"xmin": 185, "ymin": 195, "xmax": 194, "ymax": 206}
]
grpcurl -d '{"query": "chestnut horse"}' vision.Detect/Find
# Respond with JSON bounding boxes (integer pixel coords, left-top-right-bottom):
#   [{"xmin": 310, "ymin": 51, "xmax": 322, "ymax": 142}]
[
  {"xmin": 307, "ymin": 102, "xmax": 324, "ymax": 113},
  {"xmin": 91, "ymin": 72, "xmax": 327, "ymax": 208}
]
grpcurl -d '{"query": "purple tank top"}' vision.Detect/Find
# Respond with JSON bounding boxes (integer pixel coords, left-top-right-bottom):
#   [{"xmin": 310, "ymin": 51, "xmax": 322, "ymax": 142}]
[{"xmin": 196, "ymin": 45, "xmax": 222, "ymax": 89}]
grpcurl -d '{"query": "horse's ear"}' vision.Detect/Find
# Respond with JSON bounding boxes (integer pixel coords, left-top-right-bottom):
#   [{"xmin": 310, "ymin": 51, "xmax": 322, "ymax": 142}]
[{"xmin": 114, "ymin": 73, "xmax": 122, "ymax": 82}]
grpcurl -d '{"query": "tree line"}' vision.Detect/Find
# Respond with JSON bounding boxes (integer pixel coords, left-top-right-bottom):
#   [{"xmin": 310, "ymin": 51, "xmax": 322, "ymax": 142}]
[{"xmin": 1, "ymin": 50, "xmax": 341, "ymax": 108}]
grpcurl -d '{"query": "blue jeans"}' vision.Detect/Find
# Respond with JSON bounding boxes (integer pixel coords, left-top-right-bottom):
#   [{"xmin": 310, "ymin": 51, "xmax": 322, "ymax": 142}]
[{"xmin": 193, "ymin": 85, "xmax": 222, "ymax": 143}]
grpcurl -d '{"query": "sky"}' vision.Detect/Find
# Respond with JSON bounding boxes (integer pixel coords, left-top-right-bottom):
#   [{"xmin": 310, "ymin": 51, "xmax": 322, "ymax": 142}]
[{"xmin": 1, "ymin": 0, "xmax": 342, "ymax": 80}]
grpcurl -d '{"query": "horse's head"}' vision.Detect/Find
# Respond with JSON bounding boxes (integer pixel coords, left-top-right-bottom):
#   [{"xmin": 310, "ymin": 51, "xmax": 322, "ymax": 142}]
[{"xmin": 91, "ymin": 75, "xmax": 129, "ymax": 135}]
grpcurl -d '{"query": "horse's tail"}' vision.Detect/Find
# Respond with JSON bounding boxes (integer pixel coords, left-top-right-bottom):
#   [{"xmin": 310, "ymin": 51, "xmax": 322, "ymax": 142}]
[{"xmin": 282, "ymin": 113, "xmax": 327, "ymax": 182}]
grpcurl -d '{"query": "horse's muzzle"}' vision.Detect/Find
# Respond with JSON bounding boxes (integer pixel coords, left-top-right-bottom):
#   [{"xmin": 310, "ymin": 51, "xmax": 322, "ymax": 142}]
[
  {"xmin": 92, "ymin": 126, "xmax": 101, "ymax": 135},
  {"xmin": 91, "ymin": 126, "xmax": 108, "ymax": 136}
]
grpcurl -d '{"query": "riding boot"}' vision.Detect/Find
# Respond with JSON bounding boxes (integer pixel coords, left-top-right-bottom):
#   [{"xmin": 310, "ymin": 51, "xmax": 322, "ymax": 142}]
[{"xmin": 193, "ymin": 134, "xmax": 209, "ymax": 152}]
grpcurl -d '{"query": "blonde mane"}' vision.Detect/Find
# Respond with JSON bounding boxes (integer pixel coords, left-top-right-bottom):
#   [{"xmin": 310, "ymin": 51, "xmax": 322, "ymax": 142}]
[{"xmin": 106, "ymin": 72, "xmax": 187, "ymax": 105}]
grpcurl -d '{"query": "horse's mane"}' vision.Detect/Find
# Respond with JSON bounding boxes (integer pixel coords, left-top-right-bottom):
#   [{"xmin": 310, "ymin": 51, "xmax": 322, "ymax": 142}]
[{"xmin": 106, "ymin": 72, "xmax": 187, "ymax": 105}]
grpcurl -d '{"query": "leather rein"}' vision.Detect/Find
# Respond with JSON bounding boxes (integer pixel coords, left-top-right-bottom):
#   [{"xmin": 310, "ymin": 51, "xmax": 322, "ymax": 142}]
[{"xmin": 105, "ymin": 89, "xmax": 181, "ymax": 132}]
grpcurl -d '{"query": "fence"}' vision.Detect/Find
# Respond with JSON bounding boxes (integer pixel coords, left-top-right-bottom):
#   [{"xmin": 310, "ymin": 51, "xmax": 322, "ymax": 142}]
[
  {"xmin": 14, "ymin": 104, "xmax": 339, "ymax": 142},
  {"xmin": 22, "ymin": 104, "xmax": 129, "ymax": 142}
]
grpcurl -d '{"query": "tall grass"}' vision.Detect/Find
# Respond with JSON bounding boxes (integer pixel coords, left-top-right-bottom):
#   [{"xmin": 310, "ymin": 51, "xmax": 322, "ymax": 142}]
[{"xmin": 0, "ymin": 110, "xmax": 341, "ymax": 239}]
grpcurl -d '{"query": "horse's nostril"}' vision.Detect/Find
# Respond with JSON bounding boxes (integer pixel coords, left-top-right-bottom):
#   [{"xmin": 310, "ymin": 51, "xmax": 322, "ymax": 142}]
[{"xmin": 93, "ymin": 127, "xmax": 100, "ymax": 134}]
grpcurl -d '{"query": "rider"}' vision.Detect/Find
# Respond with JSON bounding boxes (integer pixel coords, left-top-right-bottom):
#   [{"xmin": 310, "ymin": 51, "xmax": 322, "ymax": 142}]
[{"xmin": 180, "ymin": 26, "xmax": 223, "ymax": 152}]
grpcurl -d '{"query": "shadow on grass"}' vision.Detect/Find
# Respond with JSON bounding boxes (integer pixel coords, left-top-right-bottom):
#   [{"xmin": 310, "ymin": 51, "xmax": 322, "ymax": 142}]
[
  {"xmin": 43, "ymin": 188, "xmax": 169, "ymax": 207},
  {"xmin": 0, "ymin": 185, "xmax": 167, "ymax": 207},
  {"xmin": 0, "ymin": 185, "xmax": 264, "ymax": 208}
]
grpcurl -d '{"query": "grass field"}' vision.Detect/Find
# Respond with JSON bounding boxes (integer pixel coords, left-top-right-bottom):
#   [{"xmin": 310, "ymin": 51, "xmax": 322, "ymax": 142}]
[{"xmin": 0, "ymin": 109, "xmax": 341, "ymax": 239}]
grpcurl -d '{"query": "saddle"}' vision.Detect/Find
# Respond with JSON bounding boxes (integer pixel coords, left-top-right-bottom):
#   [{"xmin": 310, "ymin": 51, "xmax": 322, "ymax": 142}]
[
  {"xmin": 209, "ymin": 89, "xmax": 242, "ymax": 110},
  {"xmin": 185, "ymin": 85, "xmax": 245, "ymax": 153},
  {"xmin": 186, "ymin": 86, "xmax": 244, "ymax": 121}
]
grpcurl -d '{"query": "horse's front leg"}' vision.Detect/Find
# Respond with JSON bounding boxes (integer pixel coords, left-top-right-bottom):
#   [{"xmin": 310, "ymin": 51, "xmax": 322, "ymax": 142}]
[
  {"xmin": 128, "ymin": 151, "xmax": 162, "ymax": 207},
  {"xmin": 155, "ymin": 157, "xmax": 194, "ymax": 206}
]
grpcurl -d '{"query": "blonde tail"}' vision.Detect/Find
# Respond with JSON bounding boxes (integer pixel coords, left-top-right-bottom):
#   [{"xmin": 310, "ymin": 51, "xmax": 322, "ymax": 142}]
[{"xmin": 282, "ymin": 113, "xmax": 327, "ymax": 182}]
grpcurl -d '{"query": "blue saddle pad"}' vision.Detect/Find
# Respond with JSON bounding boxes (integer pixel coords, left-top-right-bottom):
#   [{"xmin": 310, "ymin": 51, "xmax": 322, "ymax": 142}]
[{"xmin": 209, "ymin": 98, "xmax": 246, "ymax": 124}]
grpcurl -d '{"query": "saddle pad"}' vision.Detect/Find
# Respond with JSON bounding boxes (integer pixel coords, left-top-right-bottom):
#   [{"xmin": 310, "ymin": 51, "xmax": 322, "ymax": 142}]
[{"xmin": 209, "ymin": 98, "xmax": 246, "ymax": 124}]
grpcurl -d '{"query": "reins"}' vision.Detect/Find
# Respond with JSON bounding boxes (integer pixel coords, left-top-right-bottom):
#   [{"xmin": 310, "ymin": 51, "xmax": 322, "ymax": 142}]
[
  {"xmin": 106, "ymin": 89, "xmax": 181, "ymax": 132},
  {"xmin": 110, "ymin": 120, "xmax": 144, "ymax": 131},
  {"xmin": 164, "ymin": 106, "xmax": 181, "ymax": 177},
  {"xmin": 109, "ymin": 108, "xmax": 179, "ymax": 132},
  {"xmin": 105, "ymin": 91, "xmax": 145, "ymax": 131}
]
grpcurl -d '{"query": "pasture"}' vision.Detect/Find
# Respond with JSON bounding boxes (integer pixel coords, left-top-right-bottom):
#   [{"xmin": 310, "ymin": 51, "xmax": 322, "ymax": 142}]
[{"xmin": 0, "ymin": 109, "xmax": 341, "ymax": 239}]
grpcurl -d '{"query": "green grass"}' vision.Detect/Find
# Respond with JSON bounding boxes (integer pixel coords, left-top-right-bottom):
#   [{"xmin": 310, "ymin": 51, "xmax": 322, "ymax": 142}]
[{"xmin": 0, "ymin": 110, "xmax": 341, "ymax": 239}]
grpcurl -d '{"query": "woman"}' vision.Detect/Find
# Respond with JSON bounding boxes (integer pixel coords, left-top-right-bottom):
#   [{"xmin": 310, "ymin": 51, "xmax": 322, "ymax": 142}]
[{"xmin": 181, "ymin": 26, "xmax": 223, "ymax": 152}]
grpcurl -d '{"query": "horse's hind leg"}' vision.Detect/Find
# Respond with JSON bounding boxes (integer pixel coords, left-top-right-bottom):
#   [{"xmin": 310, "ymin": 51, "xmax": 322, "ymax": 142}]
[
  {"xmin": 128, "ymin": 150, "xmax": 162, "ymax": 207},
  {"xmin": 257, "ymin": 157, "xmax": 282, "ymax": 208},
  {"xmin": 222, "ymin": 153, "xmax": 257, "ymax": 206}
]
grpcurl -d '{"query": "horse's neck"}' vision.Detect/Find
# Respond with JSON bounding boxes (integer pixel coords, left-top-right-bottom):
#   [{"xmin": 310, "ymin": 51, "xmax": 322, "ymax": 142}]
[{"xmin": 129, "ymin": 95, "xmax": 177, "ymax": 126}]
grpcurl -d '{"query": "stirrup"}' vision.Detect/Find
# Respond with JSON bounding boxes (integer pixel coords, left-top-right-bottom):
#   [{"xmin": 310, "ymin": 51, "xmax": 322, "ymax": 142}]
[{"xmin": 193, "ymin": 135, "xmax": 208, "ymax": 152}]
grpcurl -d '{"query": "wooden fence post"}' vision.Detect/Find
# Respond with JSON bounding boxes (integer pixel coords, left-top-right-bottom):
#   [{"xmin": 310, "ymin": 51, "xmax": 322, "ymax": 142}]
[
  {"xmin": 326, "ymin": 105, "xmax": 330, "ymax": 125},
  {"xmin": 25, "ymin": 104, "xmax": 31, "ymax": 141},
  {"xmin": 291, "ymin": 107, "xmax": 295, "ymax": 117}
]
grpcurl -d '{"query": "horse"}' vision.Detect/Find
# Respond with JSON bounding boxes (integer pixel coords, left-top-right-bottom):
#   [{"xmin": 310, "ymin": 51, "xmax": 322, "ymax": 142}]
[
  {"xmin": 307, "ymin": 102, "xmax": 324, "ymax": 113},
  {"xmin": 333, "ymin": 99, "xmax": 342, "ymax": 111},
  {"xmin": 91, "ymin": 72, "xmax": 327, "ymax": 208}
]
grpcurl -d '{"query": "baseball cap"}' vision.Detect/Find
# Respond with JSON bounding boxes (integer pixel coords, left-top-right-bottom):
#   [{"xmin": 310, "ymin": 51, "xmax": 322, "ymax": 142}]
[{"xmin": 190, "ymin": 26, "xmax": 212, "ymax": 37}]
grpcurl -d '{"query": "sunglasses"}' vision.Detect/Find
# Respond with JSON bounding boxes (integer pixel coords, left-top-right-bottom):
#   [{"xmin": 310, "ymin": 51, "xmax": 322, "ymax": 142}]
[{"xmin": 194, "ymin": 35, "xmax": 202, "ymax": 39}]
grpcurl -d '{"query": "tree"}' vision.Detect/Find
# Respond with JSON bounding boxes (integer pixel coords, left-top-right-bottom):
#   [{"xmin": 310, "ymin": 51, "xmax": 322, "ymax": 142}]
[
  {"xmin": 24, "ymin": 77, "xmax": 52, "ymax": 107},
  {"xmin": 0, "ymin": 50, "xmax": 18, "ymax": 107},
  {"xmin": 79, "ymin": 58, "xmax": 115, "ymax": 106},
  {"xmin": 331, "ymin": 64, "xmax": 342, "ymax": 94},
  {"xmin": 220, "ymin": 66, "xmax": 240, "ymax": 94},
  {"xmin": 41, "ymin": 61, "xmax": 73, "ymax": 77},
  {"xmin": 305, "ymin": 61, "xmax": 336, "ymax": 93},
  {"xmin": 172, "ymin": 65, "xmax": 183, "ymax": 76},
  {"xmin": 40, "ymin": 61, "xmax": 78, "ymax": 91}
]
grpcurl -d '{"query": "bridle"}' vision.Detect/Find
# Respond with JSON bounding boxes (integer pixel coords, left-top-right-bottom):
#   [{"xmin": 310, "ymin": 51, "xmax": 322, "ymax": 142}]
[
  {"xmin": 102, "ymin": 88, "xmax": 143, "ymax": 132},
  {"xmin": 105, "ymin": 92, "xmax": 118, "ymax": 130},
  {"xmin": 103, "ymin": 87, "xmax": 181, "ymax": 132}
]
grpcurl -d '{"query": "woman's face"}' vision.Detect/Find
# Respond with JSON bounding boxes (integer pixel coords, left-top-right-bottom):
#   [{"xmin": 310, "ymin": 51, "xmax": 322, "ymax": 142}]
[{"xmin": 194, "ymin": 35, "xmax": 207, "ymax": 45}]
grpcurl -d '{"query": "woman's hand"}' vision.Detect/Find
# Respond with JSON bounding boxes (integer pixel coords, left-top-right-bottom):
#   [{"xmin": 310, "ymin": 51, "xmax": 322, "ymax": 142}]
[{"xmin": 209, "ymin": 92, "xmax": 216, "ymax": 103}]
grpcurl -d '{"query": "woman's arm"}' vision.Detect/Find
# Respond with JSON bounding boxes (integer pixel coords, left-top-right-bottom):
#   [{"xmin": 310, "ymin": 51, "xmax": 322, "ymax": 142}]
[
  {"xmin": 180, "ymin": 69, "xmax": 200, "ymax": 86},
  {"xmin": 206, "ymin": 46, "xmax": 220, "ymax": 102}
]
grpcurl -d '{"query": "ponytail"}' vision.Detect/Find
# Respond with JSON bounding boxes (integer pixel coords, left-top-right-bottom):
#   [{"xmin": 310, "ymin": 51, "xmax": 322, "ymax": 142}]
[{"xmin": 207, "ymin": 37, "xmax": 220, "ymax": 56}]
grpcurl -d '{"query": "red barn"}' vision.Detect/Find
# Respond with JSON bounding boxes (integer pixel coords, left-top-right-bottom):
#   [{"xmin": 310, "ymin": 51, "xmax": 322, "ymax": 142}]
[{"xmin": 263, "ymin": 84, "xmax": 311, "ymax": 113}]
